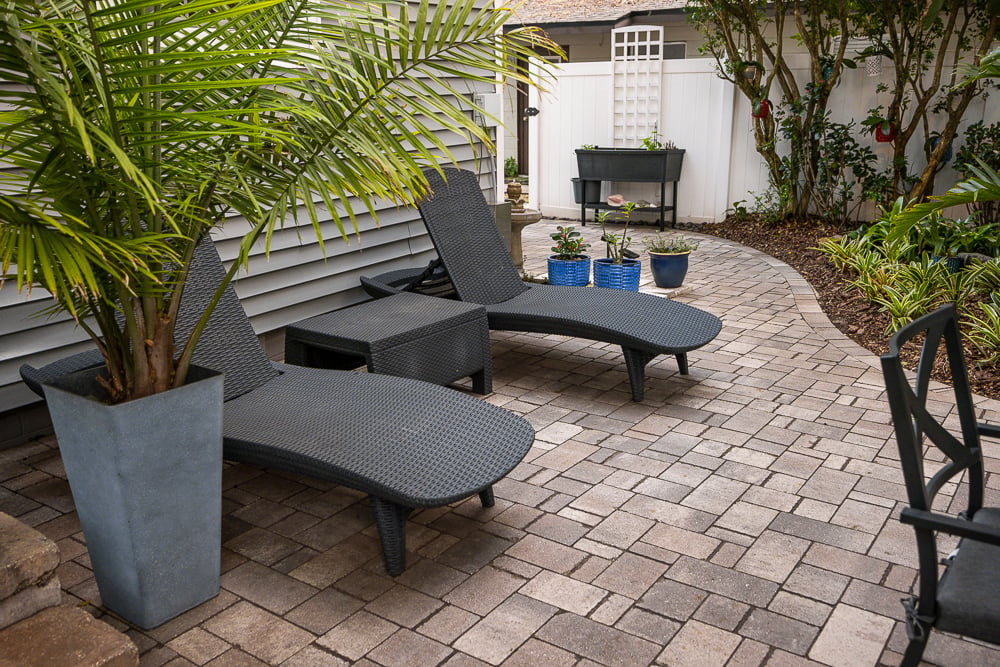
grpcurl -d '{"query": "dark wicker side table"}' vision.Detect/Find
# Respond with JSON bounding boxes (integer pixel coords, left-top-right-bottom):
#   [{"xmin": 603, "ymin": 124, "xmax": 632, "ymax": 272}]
[{"xmin": 284, "ymin": 291, "xmax": 492, "ymax": 394}]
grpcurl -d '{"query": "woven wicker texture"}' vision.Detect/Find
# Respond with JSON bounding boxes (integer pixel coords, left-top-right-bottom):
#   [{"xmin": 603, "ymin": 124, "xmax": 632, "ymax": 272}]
[
  {"xmin": 285, "ymin": 292, "xmax": 491, "ymax": 392},
  {"xmin": 21, "ymin": 238, "xmax": 534, "ymax": 575},
  {"xmin": 183, "ymin": 240, "xmax": 280, "ymax": 401},
  {"xmin": 416, "ymin": 167, "xmax": 722, "ymax": 400},
  {"xmin": 419, "ymin": 168, "xmax": 529, "ymax": 305},
  {"xmin": 223, "ymin": 363, "xmax": 532, "ymax": 507}
]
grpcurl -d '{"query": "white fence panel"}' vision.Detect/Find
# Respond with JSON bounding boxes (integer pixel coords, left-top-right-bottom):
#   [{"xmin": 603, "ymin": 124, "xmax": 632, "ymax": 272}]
[
  {"xmin": 530, "ymin": 61, "xmax": 613, "ymax": 221},
  {"xmin": 532, "ymin": 58, "xmax": 736, "ymax": 224}
]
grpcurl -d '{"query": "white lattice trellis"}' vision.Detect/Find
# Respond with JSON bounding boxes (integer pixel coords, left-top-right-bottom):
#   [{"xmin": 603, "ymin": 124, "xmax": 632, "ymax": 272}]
[{"xmin": 611, "ymin": 25, "xmax": 663, "ymax": 148}]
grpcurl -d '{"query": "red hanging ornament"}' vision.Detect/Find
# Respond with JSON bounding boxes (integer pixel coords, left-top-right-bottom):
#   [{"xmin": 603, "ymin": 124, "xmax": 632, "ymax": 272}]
[
  {"xmin": 752, "ymin": 98, "xmax": 771, "ymax": 119},
  {"xmin": 875, "ymin": 121, "xmax": 896, "ymax": 143}
]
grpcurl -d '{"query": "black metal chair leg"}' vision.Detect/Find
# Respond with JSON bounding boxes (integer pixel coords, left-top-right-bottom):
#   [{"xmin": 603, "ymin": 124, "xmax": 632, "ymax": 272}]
[
  {"xmin": 479, "ymin": 486, "xmax": 495, "ymax": 508},
  {"xmin": 370, "ymin": 496, "xmax": 411, "ymax": 576}
]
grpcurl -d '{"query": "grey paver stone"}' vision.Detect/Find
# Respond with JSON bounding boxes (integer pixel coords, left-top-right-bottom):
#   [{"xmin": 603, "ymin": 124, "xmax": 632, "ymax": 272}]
[
  {"xmin": 641, "ymin": 522, "xmax": 719, "ymax": 559},
  {"xmin": 500, "ymin": 638, "xmax": 577, "ymax": 667},
  {"xmin": 167, "ymin": 627, "xmax": 230, "ymax": 664},
  {"xmin": 443, "ymin": 566, "xmax": 526, "ymax": 616},
  {"xmin": 592, "ymin": 553, "xmax": 667, "ymax": 600},
  {"xmin": 220, "ymin": 561, "xmax": 318, "ymax": 615},
  {"xmin": 586, "ymin": 510, "xmax": 654, "ymax": 549},
  {"xmin": 657, "ymin": 620, "xmax": 742, "ymax": 667},
  {"xmin": 366, "ymin": 628, "xmax": 451, "ymax": 666},
  {"xmin": 715, "ymin": 501, "xmax": 779, "ymax": 537},
  {"xmin": 537, "ymin": 612, "xmax": 660, "ymax": 667},
  {"xmin": 204, "ymin": 601, "xmax": 315, "ymax": 665},
  {"xmin": 808, "ymin": 604, "xmax": 894, "ymax": 667},
  {"xmin": 453, "ymin": 594, "xmax": 557, "ymax": 665},
  {"xmin": 365, "ymin": 584, "xmax": 443, "ymax": 628},
  {"xmin": 770, "ymin": 512, "xmax": 874, "ymax": 553},
  {"xmin": 615, "ymin": 607, "xmax": 680, "ymax": 644},
  {"xmin": 315, "ymin": 610, "xmax": 397, "ymax": 662},
  {"xmin": 520, "ymin": 571, "xmax": 605, "ymax": 615},
  {"xmin": 692, "ymin": 594, "xmax": 751, "ymax": 631},
  {"xmin": 784, "ymin": 564, "xmax": 850, "ymax": 605},
  {"xmin": 735, "ymin": 530, "xmax": 810, "ymax": 583},
  {"xmin": 739, "ymin": 608, "xmax": 818, "ymax": 656},
  {"xmin": 666, "ymin": 557, "xmax": 778, "ymax": 607},
  {"xmin": 637, "ymin": 578, "xmax": 709, "ymax": 621},
  {"xmin": 285, "ymin": 588, "xmax": 365, "ymax": 635},
  {"xmin": 504, "ymin": 534, "xmax": 587, "ymax": 574}
]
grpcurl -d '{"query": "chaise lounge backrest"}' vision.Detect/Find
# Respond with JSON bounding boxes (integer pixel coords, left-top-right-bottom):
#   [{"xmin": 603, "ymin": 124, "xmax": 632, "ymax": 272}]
[
  {"xmin": 170, "ymin": 240, "xmax": 279, "ymax": 401},
  {"xmin": 418, "ymin": 167, "xmax": 529, "ymax": 305}
]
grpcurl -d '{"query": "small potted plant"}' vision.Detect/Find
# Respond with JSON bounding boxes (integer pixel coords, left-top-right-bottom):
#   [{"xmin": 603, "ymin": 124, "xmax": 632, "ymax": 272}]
[
  {"xmin": 547, "ymin": 226, "xmax": 592, "ymax": 286},
  {"xmin": 594, "ymin": 203, "xmax": 641, "ymax": 291},
  {"xmin": 645, "ymin": 235, "xmax": 700, "ymax": 288}
]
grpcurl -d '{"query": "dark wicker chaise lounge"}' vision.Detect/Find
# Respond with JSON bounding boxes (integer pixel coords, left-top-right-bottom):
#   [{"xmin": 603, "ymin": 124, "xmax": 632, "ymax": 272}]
[
  {"xmin": 21, "ymin": 240, "xmax": 535, "ymax": 576},
  {"xmin": 363, "ymin": 167, "xmax": 723, "ymax": 401}
]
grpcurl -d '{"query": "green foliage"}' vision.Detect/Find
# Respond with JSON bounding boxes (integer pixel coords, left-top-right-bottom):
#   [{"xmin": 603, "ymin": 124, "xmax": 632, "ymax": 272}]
[
  {"xmin": 0, "ymin": 0, "xmax": 556, "ymax": 402},
  {"xmin": 645, "ymin": 235, "xmax": 699, "ymax": 254},
  {"xmin": 504, "ymin": 157, "xmax": 519, "ymax": 179},
  {"xmin": 955, "ymin": 120, "xmax": 1000, "ymax": 225},
  {"xmin": 597, "ymin": 201, "xmax": 635, "ymax": 263},
  {"xmin": 966, "ymin": 294, "xmax": 1000, "ymax": 365},
  {"xmin": 549, "ymin": 225, "xmax": 590, "ymax": 259}
]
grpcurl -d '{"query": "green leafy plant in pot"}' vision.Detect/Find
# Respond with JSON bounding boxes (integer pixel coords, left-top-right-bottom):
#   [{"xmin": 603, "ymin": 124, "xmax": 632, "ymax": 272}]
[
  {"xmin": 594, "ymin": 203, "xmax": 641, "ymax": 291},
  {"xmin": 547, "ymin": 226, "xmax": 591, "ymax": 286},
  {"xmin": 0, "ymin": 0, "xmax": 554, "ymax": 628},
  {"xmin": 645, "ymin": 235, "xmax": 699, "ymax": 288}
]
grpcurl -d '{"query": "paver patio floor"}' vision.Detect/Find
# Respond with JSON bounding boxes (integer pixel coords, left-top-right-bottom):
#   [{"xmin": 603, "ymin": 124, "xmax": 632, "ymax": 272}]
[{"xmin": 2, "ymin": 220, "xmax": 999, "ymax": 666}]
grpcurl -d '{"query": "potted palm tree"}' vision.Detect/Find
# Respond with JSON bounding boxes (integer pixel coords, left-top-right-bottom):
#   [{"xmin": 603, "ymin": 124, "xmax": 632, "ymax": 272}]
[
  {"xmin": 0, "ymin": 0, "xmax": 553, "ymax": 628},
  {"xmin": 645, "ymin": 235, "xmax": 700, "ymax": 288},
  {"xmin": 547, "ymin": 226, "xmax": 591, "ymax": 286}
]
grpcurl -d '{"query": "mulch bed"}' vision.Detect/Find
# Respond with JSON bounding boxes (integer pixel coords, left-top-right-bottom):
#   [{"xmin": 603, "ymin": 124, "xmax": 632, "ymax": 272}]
[{"xmin": 700, "ymin": 216, "xmax": 1000, "ymax": 402}]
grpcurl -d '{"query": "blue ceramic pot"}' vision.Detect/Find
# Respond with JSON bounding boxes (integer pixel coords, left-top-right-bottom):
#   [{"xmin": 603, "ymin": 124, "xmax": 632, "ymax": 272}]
[
  {"xmin": 593, "ymin": 257, "xmax": 641, "ymax": 291},
  {"xmin": 648, "ymin": 252, "xmax": 690, "ymax": 288},
  {"xmin": 548, "ymin": 255, "xmax": 591, "ymax": 286}
]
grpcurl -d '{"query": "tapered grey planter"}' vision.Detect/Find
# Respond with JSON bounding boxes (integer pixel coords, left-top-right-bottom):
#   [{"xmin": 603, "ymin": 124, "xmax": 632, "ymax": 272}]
[{"xmin": 42, "ymin": 365, "xmax": 223, "ymax": 629}]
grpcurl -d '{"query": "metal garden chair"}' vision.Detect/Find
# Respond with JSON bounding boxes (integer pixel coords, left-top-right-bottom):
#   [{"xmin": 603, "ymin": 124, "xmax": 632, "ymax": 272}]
[{"xmin": 881, "ymin": 304, "xmax": 1000, "ymax": 665}]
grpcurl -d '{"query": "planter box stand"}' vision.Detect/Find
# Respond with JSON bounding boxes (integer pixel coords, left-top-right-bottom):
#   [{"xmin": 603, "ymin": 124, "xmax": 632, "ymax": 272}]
[{"xmin": 575, "ymin": 148, "xmax": 685, "ymax": 232}]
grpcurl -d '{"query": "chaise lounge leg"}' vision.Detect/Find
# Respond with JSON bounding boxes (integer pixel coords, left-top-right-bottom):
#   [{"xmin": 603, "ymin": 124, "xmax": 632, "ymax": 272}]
[
  {"xmin": 472, "ymin": 368, "xmax": 492, "ymax": 395},
  {"xmin": 370, "ymin": 496, "xmax": 412, "ymax": 576},
  {"xmin": 676, "ymin": 352, "xmax": 689, "ymax": 375},
  {"xmin": 622, "ymin": 347, "xmax": 658, "ymax": 402},
  {"xmin": 479, "ymin": 486, "xmax": 495, "ymax": 508}
]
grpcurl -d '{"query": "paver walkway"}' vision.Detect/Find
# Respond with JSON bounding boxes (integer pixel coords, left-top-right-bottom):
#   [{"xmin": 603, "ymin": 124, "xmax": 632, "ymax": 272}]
[{"xmin": 2, "ymin": 220, "xmax": 999, "ymax": 666}]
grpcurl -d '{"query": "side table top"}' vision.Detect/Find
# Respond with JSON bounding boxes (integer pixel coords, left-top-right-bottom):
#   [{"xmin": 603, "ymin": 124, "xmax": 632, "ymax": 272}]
[{"xmin": 286, "ymin": 291, "xmax": 486, "ymax": 348}]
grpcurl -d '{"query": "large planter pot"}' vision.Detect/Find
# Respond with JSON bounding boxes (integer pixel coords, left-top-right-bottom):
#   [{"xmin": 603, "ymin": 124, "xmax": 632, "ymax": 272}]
[
  {"xmin": 593, "ymin": 257, "xmax": 641, "ymax": 291},
  {"xmin": 648, "ymin": 251, "xmax": 690, "ymax": 288},
  {"xmin": 548, "ymin": 254, "xmax": 591, "ymax": 286},
  {"xmin": 42, "ymin": 365, "xmax": 224, "ymax": 629}
]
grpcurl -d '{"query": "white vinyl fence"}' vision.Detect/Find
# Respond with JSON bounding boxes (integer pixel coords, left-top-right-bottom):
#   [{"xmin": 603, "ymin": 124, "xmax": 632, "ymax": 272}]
[{"xmin": 527, "ymin": 53, "xmax": 998, "ymax": 225}]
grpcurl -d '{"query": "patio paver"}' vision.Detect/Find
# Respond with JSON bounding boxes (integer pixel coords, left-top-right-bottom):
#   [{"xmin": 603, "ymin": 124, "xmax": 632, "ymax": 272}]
[{"xmin": 2, "ymin": 220, "xmax": 999, "ymax": 666}]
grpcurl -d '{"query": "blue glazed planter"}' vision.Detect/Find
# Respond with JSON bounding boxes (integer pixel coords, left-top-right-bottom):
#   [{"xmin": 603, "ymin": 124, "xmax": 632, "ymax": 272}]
[
  {"xmin": 593, "ymin": 257, "xmax": 641, "ymax": 291},
  {"xmin": 649, "ymin": 252, "xmax": 690, "ymax": 288},
  {"xmin": 548, "ymin": 255, "xmax": 591, "ymax": 286}
]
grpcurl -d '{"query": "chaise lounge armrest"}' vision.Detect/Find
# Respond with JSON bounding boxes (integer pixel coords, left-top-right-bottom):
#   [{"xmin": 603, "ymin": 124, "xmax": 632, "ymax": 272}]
[{"xmin": 20, "ymin": 349, "xmax": 106, "ymax": 398}]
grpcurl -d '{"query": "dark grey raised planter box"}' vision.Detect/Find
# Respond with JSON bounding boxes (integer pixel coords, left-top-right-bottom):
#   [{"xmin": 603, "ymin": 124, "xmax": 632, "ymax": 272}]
[
  {"xmin": 576, "ymin": 148, "xmax": 684, "ymax": 183},
  {"xmin": 575, "ymin": 148, "xmax": 685, "ymax": 231}
]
